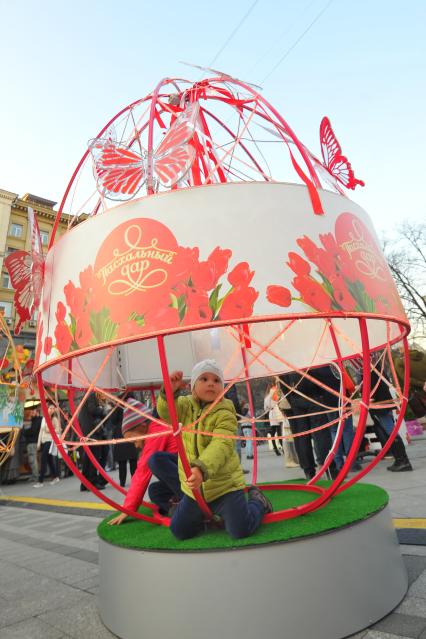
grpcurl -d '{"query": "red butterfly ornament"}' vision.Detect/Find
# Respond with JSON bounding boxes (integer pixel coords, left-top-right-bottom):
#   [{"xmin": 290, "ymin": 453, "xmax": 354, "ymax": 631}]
[
  {"xmin": 319, "ymin": 117, "xmax": 365, "ymax": 190},
  {"xmin": 90, "ymin": 103, "xmax": 199, "ymax": 201},
  {"xmin": 4, "ymin": 208, "xmax": 45, "ymax": 335}
]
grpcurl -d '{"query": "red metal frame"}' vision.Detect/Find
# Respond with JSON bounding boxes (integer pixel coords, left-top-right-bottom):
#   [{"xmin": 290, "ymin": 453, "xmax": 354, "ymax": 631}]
[
  {"xmin": 156, "ymin": 334, "xmax": 212, "ymax": 518},
  {"xmin": 36, "ymin": 311, "xmax": 410, "ymax": 526},
  {"xmin": 35, "ymin": 73, "xmax": 411, "ymax": 527},
  {"xmin": 239, "ymin": 328, "xmax": 259, "ymax": 485},
  {"xmin": 36, "ymin": 372, "xmax": 167, "ymax": 525},
  {"xmin": 50, "ymin": 74, "xmax": 355, "ymax": 241},
  {"xmin": 34, "ymin": 310, "xmax": 410, "ymax": 379}
]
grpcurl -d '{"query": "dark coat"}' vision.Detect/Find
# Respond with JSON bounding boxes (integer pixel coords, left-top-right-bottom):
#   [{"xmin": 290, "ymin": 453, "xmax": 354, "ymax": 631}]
[
  {"xmin": 225, "ymin": 385, "xmax": 242, "ymax": 415},
  {"xmin": 370, "ymin": 370, "xmax": 392, "ymax": 416},
  {"xmin": 111, "ymin": 406, "xmax": 138, "ymax": 462},
  {"xmin": 77, "ymin": 392, "xmax": 105, "ymax": 438},
  {"xmin": 24, "ymin": 416, "xmax": 42, "ymax": 444},
  {"xmin": 282, "ymin": 365, "xmax": 341, "ymax": 414}
]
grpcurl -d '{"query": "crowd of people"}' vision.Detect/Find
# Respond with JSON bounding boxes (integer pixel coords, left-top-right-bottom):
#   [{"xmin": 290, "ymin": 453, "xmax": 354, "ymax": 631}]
[
  {"xmin": 3, "ymin": 349, "xmax": 425, "ymax": 543},
  {"xmin": 105, "ymin": 354, "xmax": 423, "ymax": 542}
]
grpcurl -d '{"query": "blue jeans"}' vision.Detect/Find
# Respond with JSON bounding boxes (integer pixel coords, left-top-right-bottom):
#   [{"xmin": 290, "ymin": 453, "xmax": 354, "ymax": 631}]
[
  {"xmin": 369, "ymin": 410, "xmax": 408, "ymax": 463},
  {"xmin": 289, "ymin": 403, "xmax": 337, "ymax": 475},
  {"xmin": 170, "ymin": 489, "xmax": 265, "ymax": 540},
  {"xmin": 147, "ymin": 452, "xmax": 183, "ymax": 515},
  {"xmin": 372, "ymin": 410, "xmax": 394, "ymax": 436},
  {"xmin": 330, "ymin": 416, "xmax": 356, "ymax": 469},
  {"xmin": 242, "ymin": 426, "xmax": 253, "ymax": 457}
]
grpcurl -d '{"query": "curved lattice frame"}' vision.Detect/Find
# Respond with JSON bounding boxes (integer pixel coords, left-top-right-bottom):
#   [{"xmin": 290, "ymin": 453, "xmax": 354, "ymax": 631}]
[
  {"xmin": 47, "ymin": 74, "xmax": 363, "ymax": 247},
  {"xmin": 36, "ymin": 312, "xmax": 410, "ymax": 525},
  {"xmin": 33, "ymin": 73, "xmax": 409, "ymax": 526}
]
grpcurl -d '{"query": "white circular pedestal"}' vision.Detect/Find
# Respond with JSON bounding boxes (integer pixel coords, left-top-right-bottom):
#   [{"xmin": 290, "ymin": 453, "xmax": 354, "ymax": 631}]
[{"xmin": 99, "ymin": 505, "xmax": 408, "ymax": 639}]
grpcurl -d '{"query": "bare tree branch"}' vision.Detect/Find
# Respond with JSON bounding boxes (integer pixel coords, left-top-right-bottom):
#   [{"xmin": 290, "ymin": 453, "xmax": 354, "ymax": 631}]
[{"xmin": 383, "ymin": 221, "xmax": 426, "ymax": 340}]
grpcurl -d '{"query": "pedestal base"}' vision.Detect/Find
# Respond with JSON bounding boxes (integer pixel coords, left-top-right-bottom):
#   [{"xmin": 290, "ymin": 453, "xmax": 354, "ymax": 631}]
[{"xmin": 98, "ymin": 505, "xmax": 407, "ymax": 639}]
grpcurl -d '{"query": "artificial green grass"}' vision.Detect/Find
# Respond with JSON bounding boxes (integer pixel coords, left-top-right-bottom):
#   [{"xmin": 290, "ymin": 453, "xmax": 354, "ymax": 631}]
[{"xmin": 97, "ymin": 481, "xmax": 388, "ymax": 552}]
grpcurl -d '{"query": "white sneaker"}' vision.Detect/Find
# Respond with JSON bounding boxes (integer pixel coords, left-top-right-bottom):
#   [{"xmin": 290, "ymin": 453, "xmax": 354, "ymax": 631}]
[
  {"xmin": 50, "ymin": 477, "xmax": 60, "ymax": 485},
  {"xmin": 33, "ymin": 482, "xmax": 44, "ymax": 488}
]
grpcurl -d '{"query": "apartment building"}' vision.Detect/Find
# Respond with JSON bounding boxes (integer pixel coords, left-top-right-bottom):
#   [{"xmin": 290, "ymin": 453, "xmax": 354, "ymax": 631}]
[{"xmin": 0, "ymin": 188, "xmax": 70, "ymax": 350}]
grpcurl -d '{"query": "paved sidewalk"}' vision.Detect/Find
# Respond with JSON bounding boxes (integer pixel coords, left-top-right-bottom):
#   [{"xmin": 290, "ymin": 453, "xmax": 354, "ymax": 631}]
[
  {"xmin": 0, "ymin": 437, "xmax": 425, "ymax": 638},
  {"xmin": 0, "ymin": 507, "xmax": 112, "ymax": 639}
]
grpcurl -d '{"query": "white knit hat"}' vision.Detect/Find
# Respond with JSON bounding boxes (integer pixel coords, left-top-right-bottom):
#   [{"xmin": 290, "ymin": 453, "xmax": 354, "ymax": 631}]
[{"xmin": 190, "ymin": 359, "xmax": 224, "ymax": 391}]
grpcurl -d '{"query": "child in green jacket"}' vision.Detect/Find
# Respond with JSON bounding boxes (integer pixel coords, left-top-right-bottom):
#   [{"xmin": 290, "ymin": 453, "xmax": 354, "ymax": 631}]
[{"xmin": 153, "ymin": 359, "xmax": 272, "ymax": 540}]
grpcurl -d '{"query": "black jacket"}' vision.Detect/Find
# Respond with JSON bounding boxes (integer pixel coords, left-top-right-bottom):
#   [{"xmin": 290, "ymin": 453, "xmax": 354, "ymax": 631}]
[
  {"xmin": 225, "ymin": 385, "xmax": 242, "ymax": 415},
  {"xmin": 111, "ymin": 406, "xmax": 138, "ymax": 462},
  {"xmin": 370, "ymin": 370, "xmax": 392, "ymax": 416},
  {"xmin": 24, "ymin": 416, "xmax": 42, "ymax": 444},
  {"xmin": 77, "ymin": 393, "xmax": 105, "ymax": 438},
  {"xmin": 281, "ymin": 365, "xmax": 341, "ymax": 414}
]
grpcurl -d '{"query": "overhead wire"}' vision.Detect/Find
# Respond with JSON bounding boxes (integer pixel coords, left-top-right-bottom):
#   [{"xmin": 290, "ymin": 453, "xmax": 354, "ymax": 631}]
[
  {"xmin": 260, "ymin": 0, "xmax": 335, "ymax": 84},
  {"xmin": 249, "ymin": 0, "xmax": 318, "ymax": 73},
  {"xmin": 206, "ymin": 0, "xmax": 260, "ymax": 69}
]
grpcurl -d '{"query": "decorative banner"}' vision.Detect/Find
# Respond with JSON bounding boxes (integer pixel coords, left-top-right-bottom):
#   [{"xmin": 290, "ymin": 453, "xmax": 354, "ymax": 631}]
[
  {"xmin": 0, "ymin": 387, "xmax": 24, "ymax": 428},
  {"xmin": 93, "ymin": 219, "xmax": 179, "ymax": 324},
  {"xmin": 35, "ymin": 182, "xmax": 407, "ymax": 372},
  {"xmin": 335, "ymin": 213, "xmax": 404, "ymax": 315},
  {"xmin": 266, "ymin": 212, "xmax": 405, "ymax": 318},
  {"xmin": 42, "ymin": 215, "xmax": 258, "ymax": 363}
]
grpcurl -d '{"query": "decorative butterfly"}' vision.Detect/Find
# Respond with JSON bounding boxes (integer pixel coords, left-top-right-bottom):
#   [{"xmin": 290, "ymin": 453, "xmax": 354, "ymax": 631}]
[
  {"xmin": 89, "ymin": 103, "xmax": 200, "ymax": 201},
  {"xmin": 319, "ymin": 117, "xmax": 365, "ymax": 190},
  {"xmin": 4, "ymin": 208, "xmax": 45, "ymax": 335}
]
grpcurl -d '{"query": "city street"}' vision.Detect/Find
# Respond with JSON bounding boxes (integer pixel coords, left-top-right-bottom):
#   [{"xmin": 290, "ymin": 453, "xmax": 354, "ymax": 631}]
[
  {"xmin": 0, "ymin": 1, "xmax": 424, "ymax": 637},
  {"xmin": 1, "ymin": 437, "xmax": 426, "ymax": 638}
]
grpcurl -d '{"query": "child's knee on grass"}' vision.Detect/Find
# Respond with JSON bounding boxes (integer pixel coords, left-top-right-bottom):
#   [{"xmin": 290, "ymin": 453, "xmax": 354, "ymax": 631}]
[
  {"xmin": 170, "ymin": 519, "xmax": 201, "ymax": 541},
  {"xmin": 227, "ymin": 525, "xmax": 253, "ymax": 540}
]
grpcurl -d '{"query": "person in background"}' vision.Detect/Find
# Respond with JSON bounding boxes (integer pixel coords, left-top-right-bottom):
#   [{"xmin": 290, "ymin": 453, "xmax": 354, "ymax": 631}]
[
  {"xmin": 224, "ymin": 386, "xmax": 249, "ymax": 474},
  {"xmin": 225, "ymin": 384, "xmax": 243, "ymax": 462},
  {"xmin": 394, "ymin": 349, "xmax": 426, "ymax": 419},
  {"xmin": 370, "ymin": 368, "xmax": 413, "ymax": 472},
  {"xmin": 394, "ymin": 348, "xmax": 426, "ymax": 395},
  {"xmin": 240, "ymin": 401, "xmax": 254, "ymax": 460},
  {"xmin": 78, "ymin": 391, "xmax": 107, "ymax": 492},
  {"xmin": 281, "ymin": 366, "xmax": 339, "ymax": 481},
  {"xmin": 33, "ymin": 402, "xmax": 61, "ymax": 487},
  {"xmin": 263, "ymin": 383, "xmax": 283, "ymax": 457},
  {"xmin": 328, "ymin": 368, "xmax": 361, "ymax": 473},
  {"xmin": 275, "ymin": 379, "xmax": 299, "ymax": 468},
  {"xmin": 24, "ymin": 406, "xmax": 42, "ymax": 482},
  {"xmin": 103, "ymin": 399, "xmax": 116, "ymax": 473},
  {"xmin": 111, "ymin": 395, "xmax": 139, "ymax": 487}
]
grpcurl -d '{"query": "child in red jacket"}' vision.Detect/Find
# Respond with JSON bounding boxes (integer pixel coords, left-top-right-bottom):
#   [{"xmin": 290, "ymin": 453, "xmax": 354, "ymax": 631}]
[{"xmin": 108, "ymin": 398, "xmax": 180, "ymax": 526}]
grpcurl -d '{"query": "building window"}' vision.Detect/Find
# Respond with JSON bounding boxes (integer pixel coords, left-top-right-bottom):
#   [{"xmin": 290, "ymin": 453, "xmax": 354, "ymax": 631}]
[
  {"xmin": 2, "ymin": 272, "xmax": 13, "ymax": 289},
  {"xmin": 6, "ymin": 247, "xmax": 15, "ymax": 256},
  {"xmin": 9, "ymin": 223, "xmax": 23, "ymax": 238},
  {"xmin": 0, "ymin": 302, "xmax": 12, "ymax": 317},
  {"xmin": 1, "ymin": 271, "xmax": 13, "ymax": 289},
  {"xmin": 40, "ymin": 230, "xmax": 49, "ymax": 246}
]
